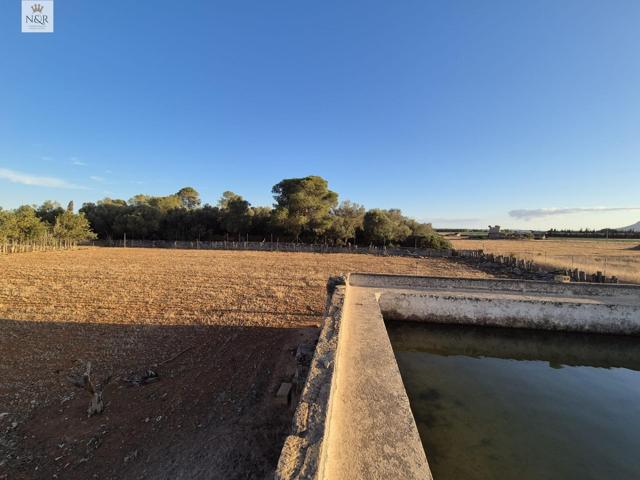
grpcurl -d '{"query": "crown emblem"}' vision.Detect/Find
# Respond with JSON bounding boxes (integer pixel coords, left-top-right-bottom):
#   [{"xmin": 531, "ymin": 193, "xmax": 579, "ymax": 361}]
[{"xmin": 31, "ymin": 3, "xmax": 44, "ymax": 13}]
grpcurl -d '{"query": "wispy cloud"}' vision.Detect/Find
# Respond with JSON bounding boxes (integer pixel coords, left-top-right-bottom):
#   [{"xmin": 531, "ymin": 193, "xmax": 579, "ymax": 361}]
[
  {"xmin": 509, "ymin": 207, "xmax": 640, "ymax": 221},
  {"xmin": 72, "ymin": 159, "xmax": 87, "ymax": 166},
  {"xmin": 0, "ymin": 168, "xmax": 86, "ymax": 189},
  {"xmin": 90, "ymin": 175, "xmax": 105, "ymax": 182},
  {"xmin": 41, "ymin": 155, "xmax": 53, "ymax": 162}
]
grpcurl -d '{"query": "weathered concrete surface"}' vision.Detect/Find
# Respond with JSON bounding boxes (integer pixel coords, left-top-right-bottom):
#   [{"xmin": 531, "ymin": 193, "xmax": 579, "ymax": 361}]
[
  {"xmin": 320, "ymin": 283, "xmax": 432, "ymax": 479},
  {"xmin": 276, "ymin": 284, "xmax": 345, "ymax": 479},
  {"xmin": 380, "ymin": 291, "xmax": 640, "ymax": 334},
  {"xmin": 349, "ymin": 272, "xmax": 640, "ymax": 298},
  {"xmin": 354, "ymin": 273, "xmax": 640, "ymax": 335},
  {"xmin": 276, "ymin": 277, "xmax": 431, "ymax": 480}
]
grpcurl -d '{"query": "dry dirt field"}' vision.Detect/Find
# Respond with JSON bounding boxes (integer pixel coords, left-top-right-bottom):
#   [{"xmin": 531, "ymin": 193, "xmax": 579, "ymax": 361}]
[
  {"xmin": 0, "ymin": 247, "xmax": 487, "ymax": 479},
  {"xmin": 450, "ymin": 238, "xmax": 640, "ymax": 283}
]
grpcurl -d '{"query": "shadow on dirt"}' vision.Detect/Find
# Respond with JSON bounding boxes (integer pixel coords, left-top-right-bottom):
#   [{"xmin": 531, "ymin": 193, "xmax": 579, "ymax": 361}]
[{"xmin": 0, "ymin": 320, "xmax": 317, "ymax": 480}]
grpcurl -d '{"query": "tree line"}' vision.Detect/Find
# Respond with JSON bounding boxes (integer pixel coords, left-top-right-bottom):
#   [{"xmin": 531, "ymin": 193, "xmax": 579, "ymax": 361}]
[
  {"xmin": 546, "ymin": 228, "xmax": 640, "ymax": 240},
  {"xmin": 0, "ymin": 201, "xmax": 96, "ymax": 244},
  {"xmin": 1, "ymin": 176, "xmax": 451, "ymax": 249}
]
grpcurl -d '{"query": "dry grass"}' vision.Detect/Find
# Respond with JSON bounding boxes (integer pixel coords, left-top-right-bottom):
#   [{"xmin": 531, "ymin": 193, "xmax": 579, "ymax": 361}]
[
  {"xmin": 451, "ymin": 238, "xmax": 640, "ymax": 283},
  {"xmin": 0, "ymin": 247, "xmax": 487, "ymax": 328}
]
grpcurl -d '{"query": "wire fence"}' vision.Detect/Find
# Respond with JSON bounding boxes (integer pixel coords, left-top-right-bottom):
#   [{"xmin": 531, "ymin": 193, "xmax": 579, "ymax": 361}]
[
  {"xmin": 502, "ymin": 252, "xmax": 636, "ymax": 277},
  {"xmin": 457, "ymin": 249, "xmax": 639, "ymax": 283},
  {"xmin": 0, "ymin": 239, "xmax": 78, "ymax": 254},
  {"xmin": 5, "ymin": 238, "xmax": 637, "ymax": 284},
  {"xmin": 91, "ymin": 239, "xmax": 455, "ymax": 258}
]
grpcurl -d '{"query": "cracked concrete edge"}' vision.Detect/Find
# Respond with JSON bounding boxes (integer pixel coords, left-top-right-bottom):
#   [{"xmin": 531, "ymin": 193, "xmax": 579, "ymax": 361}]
[
  {"xmin": 348, "ymin": 272, "xmax": 640, "ymax": 297},
  {"xmin": 275, "ymin": 279, "xmax": 345, "ymax": 480}
]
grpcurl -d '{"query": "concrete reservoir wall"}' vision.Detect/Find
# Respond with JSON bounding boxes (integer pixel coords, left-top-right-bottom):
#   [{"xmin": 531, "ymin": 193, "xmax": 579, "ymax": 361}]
[{"xmin": 276, "ymin": 274, "xmax": 640, "ymax": 479}]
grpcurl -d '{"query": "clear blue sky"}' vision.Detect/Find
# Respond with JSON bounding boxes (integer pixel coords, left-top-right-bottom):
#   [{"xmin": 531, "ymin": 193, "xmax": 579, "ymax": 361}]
[{"xmin": 2, "ymin": 0, "xmax": 639, "ymax": 229}]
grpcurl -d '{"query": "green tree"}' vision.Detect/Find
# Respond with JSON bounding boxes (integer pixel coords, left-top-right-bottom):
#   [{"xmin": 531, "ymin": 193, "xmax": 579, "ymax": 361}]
[
  {"xmin": 148, "ymin": 195, "xmax": 182, "ymax": 212},
  {"xmin": 385, "ymin": 209, "xmax": 412, "ymax": 244},
  {"xmin": 184, "ymin": 205, "xmax": 221, "ymax": 240},
  {"xmin": 113, "ymin": 205, "xmax": 162, "ymax": 239},
  {"xmin": 16, "ymin": 206, "xmax": 47, "ymax": 241},
  {"xmin": 403, "ymin": 220, "xmax": 451, "ymax": 249},
  {"xmin": 0, "ymin": 209, "xmax": 18, "ymax": 241},
  {"xmin": 53, "ymin": 211, "xmax": 97, "ymax": 242},
  {"xmin": 362, "ymin": 209, "xmax": 395, "ymax": 245},
  {"xmin": 129, "ymin": 192, "xmax": 182, "ymax": 213},
  {"xmin": 249, "ymin": 206, "xmax": 273, "ymax": 238},
  {"xmin": 219, "ymin": 192, "xmax": 253, "ymax": 235},
  {"xmin": 0, "ymin": 206, "xmax": 48, "ymax": 242},
  {"xmin": 128, "ymin": 194, "xmax": 151, "ymax": 206},
  {"xmin": 327, "ymin": 201, "xmax": 365, "ymax": 245},
  {"xmin": 80, "ymin": 200, "xmax": 128, "ymax": 239},
  {"xmin": 36, "ymin": 200, "xmax": 64, "ymax": 226},
  {"xmin": 99, "ymin": 198, "xmax": 128, "ymax": 207},
  {"xmin": 176, "ymin": 187, "xmax": 201, "ymax": 210},
  {"xmin": 218, "ymin": 191, "xmax": 243, "ymax": 209},
  {"xmin": 271, "ymin": 176, "xmax": 338, "ymax": 240}
]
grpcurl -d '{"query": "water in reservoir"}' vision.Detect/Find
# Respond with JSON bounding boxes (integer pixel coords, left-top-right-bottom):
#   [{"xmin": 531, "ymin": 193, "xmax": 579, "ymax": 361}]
[{"xmin": 386, "ymin": 321, "xmax": 640, "ymax": 480}]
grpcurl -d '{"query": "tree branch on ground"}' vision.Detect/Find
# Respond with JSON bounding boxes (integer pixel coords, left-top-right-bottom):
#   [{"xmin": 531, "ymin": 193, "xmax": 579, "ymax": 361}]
[{"xmin": 68, "ymin": 362, "xmax": 111, "ymax": 418}]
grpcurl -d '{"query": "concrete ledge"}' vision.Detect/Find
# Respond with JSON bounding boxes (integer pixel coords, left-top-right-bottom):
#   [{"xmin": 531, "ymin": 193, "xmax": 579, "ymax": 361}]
[
  {"xmin": 380, "ymin": 292, "xmax": 640, "ymax": 335},
  {"xmin": 349, "ymin": 272, "xmax": 640, "ymax": 298},
  {"xmin": 276, "ymin": 276, "xmax": 432, "ymax": 480},
  {"xmin": 352, "ymin": 273, "xmax": 640, "ymax": 335},
  {"xmin": 319, "ymin": 278, "xmax": 431, "ymax": 479}
]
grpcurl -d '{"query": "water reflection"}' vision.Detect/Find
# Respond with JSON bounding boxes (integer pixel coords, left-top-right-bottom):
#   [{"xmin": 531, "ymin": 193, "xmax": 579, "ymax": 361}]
[{"xmin": 387, "ymin": 322, "xmax": 640, "ymax": 480}]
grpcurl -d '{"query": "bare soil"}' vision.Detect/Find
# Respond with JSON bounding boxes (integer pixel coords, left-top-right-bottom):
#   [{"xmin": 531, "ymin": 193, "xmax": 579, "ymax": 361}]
[{"xmin": 0, "ymin": 248, "xmax": 487, "ymax": 479}]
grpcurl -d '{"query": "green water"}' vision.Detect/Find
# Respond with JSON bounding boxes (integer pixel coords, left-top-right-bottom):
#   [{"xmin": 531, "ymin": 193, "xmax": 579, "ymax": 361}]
[{"xmin": 387, "ymin": 322, "xmax": 640, "ymax": 480}]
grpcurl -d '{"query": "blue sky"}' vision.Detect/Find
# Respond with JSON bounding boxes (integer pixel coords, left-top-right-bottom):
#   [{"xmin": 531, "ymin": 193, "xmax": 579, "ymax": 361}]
[{"xmin": 1, "ymin": 0, "xmax": 639, "ymax": 229}]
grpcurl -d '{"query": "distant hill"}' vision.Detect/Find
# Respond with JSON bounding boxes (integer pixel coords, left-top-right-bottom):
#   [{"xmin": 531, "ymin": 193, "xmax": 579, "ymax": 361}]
[{"xmin": 619, "ymin": 221, "xmax": 640, "ymax": 232}]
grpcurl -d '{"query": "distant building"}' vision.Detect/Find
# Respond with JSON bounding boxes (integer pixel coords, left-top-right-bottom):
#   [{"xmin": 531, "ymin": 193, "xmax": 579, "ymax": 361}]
[{"xmin": 488, "ymin": 225, "xmax": 503, "ymax": 239}]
